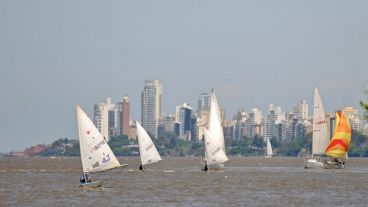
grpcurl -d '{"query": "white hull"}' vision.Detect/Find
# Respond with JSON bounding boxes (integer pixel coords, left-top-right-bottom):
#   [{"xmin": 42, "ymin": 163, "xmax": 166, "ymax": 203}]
[
  {"xmin": 265, "ymin": 155, "xmax": 272, "ymax": 158},
  {"xmin": 207, "ymin": 163, "xmax": 224, "ymax": 170},
  {"xmin": 304, "ymin": 159, "xmax": 324, "ymax": 169},
  {"xmin": 79, "ymin": 181, "xmax": 102, "ymax": 188}
]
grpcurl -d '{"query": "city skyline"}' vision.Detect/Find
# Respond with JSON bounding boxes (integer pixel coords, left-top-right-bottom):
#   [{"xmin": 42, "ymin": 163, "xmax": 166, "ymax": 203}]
[
  {"xmin": 1, "ymin": 1, "xmax": 368, "ymax": 152},
  {"xmin": 9, "ymin": 85, "xmax": 367, "ymax": 153}
]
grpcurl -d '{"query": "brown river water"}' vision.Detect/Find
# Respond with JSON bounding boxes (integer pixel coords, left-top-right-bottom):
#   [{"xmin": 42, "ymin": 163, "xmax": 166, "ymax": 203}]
[{"xmin": 0, "ymin": 157, "xmax": 367, "ymax": 206}]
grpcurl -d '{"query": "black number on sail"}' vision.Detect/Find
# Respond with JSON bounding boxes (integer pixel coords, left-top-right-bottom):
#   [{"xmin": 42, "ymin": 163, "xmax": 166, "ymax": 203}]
[
  {"xmin": 102, "ymin": 154, "xmax": 110, "ymax": 164},
  {"xmin": 145, "ymin": 144, "xmax": 153, "ymax": 151}
]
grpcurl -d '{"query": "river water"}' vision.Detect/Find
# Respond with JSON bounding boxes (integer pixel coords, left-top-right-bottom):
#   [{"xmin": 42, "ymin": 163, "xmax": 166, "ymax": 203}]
[{"xmin": 0, "ymin": 157, "xmax": 367, "ymax": 206}]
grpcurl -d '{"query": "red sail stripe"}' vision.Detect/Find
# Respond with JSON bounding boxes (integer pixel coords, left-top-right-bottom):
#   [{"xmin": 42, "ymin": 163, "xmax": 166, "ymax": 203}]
[{"xmin": 325, "ymin": 139, "xmax": 348, "ymax": 152}]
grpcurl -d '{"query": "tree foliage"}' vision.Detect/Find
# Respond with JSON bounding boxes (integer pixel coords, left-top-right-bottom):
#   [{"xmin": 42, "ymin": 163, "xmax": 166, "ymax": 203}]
[
  {"xmin": 361, "ymin": 83, "xmax": 368, "ymax": 121},
  {"xmin": 360, "ymin": 100, "xmax": 368, "ymax": 121}
]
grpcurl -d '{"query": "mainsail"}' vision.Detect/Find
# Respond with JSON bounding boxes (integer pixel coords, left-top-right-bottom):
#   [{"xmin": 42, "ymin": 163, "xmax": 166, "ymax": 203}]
[
  {"xmin": 325, "ymin": 111, "xmax": 351, "ymax": 159},
  {"xmin": 77, "ymin": 105, "xmax": 121, "ymax": 173},
  {"xmin": 136, "ymin": 121, "xmax": 162, "ymax": 166},
  {"xmin": 203, "ymin": 128, "xmax": 228, "ymax": 166},
  {"xmin": 266, "ymin": 137, "xmax": 273, "ymax": 157},
  {"xmin": 312, "ymin": 87, "xmax": 330, "ymax": 155},
  {"xmin": 208, "ymin": 90, "xmax": 225, "ymax": 151}
]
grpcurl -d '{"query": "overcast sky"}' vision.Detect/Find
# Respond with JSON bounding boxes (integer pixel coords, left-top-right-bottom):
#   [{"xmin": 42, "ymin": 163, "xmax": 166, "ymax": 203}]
[{"xmin": 1, "ymin": 1, "xmax": 367, "ymax": 152}]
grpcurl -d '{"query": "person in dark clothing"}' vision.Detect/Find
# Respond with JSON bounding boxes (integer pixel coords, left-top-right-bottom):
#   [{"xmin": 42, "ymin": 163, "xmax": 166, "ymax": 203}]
[
  {"xmin": 202, "ymin": 163, "xmax": 208, "ymax": 171},
  {"xmin": 80, "ymin": 175, "xmax": 85, "ymax": 183},
  {"xmin": 80, "ymin": 173, "xmax": 91, "ymax": 184},
  {"xmin": 139, "ymin": 163, "xmax": 145, "ymax": 171}
]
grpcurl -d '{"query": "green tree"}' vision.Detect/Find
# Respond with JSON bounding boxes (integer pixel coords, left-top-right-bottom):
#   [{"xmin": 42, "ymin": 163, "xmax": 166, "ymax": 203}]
[
  {"xmin": 360, "ymin": 83, "xmax": 368, "ymax": 121},
  {"xmin": 360, "ymin": 100, "xmax": 368, "ymax": 121},
  {"xmin": 252, "ymin": 135, "xmax": 264, "ymax": 149}
]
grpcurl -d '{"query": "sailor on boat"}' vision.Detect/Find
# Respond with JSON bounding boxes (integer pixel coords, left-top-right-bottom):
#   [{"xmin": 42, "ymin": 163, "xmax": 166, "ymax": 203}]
[
  {"xmin": 202, "ymin": 163, "xmax": 208, "ymax": 171},
  {"xmin": 326, "ymin": 158, "xmax": 345, "ymax": 168},
  {"xmin": 139, "ymin": 163, "xmax": 145, "ymax": 171},
  {"xmin": 80, "ymin": 173, "xmax": 91, "ymax": 184}
]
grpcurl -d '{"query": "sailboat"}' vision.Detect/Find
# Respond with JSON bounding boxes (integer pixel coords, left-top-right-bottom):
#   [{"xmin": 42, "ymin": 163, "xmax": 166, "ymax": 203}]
[
  {"xmin": 203, "ymin": 89, "xmax": 228, "ymax": 170},
  {"xmin": 136, "ymin": 121, "xmax": 162, "ymax": 171},
  {"xmin": 76, "ymin": 105, "xmax": 127, "ymax": 188},
  {"xmin": 305, "ymin": 88, "xmax": 330, "ymax": 169},
  {"xmin": 203, "ymin": 128, "xmax": 228, "ymax": 171},
  {"xmin": 265, "ymin": 138, "xmax": 273, "ymax": 158},
  {"xmin": 324, "ymin": 111, "xmax": 351, "ymax": 169}
]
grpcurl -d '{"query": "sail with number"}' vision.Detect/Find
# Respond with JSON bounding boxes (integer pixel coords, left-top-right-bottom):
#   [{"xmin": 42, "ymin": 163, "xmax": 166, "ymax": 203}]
[
  {"xmin": 136, "ymin": 121, "xmax": 162, "ymax": 166},
  {"xmin": 266, "ymin": 138, "xmax": 273, "ymax": 157},
  {"xmin": 312, "ymin": 87, "xmax": 330, "ymax": 155},
  {"xmin": 204, "ymin": 128, "xmax": 228, "ymax": 166},
  {"xmin": 77, "ymin": 105, "xmax": 121, "ymax": 173},
  {"xmin": 325, "ymin": 111, "xmax": 351, "ymax": 159}
]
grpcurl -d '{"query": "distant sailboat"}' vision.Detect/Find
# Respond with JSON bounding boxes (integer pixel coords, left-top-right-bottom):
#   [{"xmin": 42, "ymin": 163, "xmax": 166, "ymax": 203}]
[
  {"xmin": 203, "ymin": 89, "xmax": 228, "ymax": 171},
  {"xmin": 265, "ymin": 138, "xmax": 273, "ymax": 158},
  {"xmin": 324, "ymin": 111, "xmax": 351, "ymax": 169},
  {"xmin": 77, "ymin": 105, "xmax": 127, "ymax": 188},
  {"xmin": 305, "ymin": 88, "xmax": 330, "ymax": 169},
  {"xmin": 136, "ymin": 121, "xmax": 162, "ymax": 171}
]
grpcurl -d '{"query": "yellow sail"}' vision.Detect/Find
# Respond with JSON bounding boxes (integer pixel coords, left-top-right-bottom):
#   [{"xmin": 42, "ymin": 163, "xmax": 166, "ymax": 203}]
[{"xmin": 325, "ymin": 111, "xmax": 351, "ymax": 159}]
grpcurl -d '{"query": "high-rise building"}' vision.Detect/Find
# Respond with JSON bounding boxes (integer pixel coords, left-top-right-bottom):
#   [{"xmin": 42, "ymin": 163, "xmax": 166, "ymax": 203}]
[
  {"xmin": 233, "ymin": 109, "xmax": 247, "ymax": 140},
  {"xmin": 246, "ymin": 108, "xmax": 263, "ymax": 138},
  {"xmin": 293, "ymin": 100, "xmax": 309, "ymax": 120},
  {"xmin": 342, "ymin": 106, "xmax": 362, "ymax": 132},
  {"xmin": 117, "ymin": 97, "xmax": 130, "ymax": 136},
  {"xmin": 158, "ymin": 114, "xmax": 176, "ymax": 138},
  {"xmin": 141, "ymin": 80, "xmax": 162, "ymax": 138},
  {"xmin": 223, "ymin": 120, "xmax": 236, "ymax": 140},
  {"xmin": 176, "ymin": 103, "xmax": 193, "ymax": 140},
  {"xmin": 197, "ymin": 93, "xmax": 211, "ymax": 113},
  {"xmin": 264, "ymin": 104, "xmax": 278, "ymax": 142},
  {"xmin": 94, "ymin": 97, "xmax": 115, "ymax": 141}
]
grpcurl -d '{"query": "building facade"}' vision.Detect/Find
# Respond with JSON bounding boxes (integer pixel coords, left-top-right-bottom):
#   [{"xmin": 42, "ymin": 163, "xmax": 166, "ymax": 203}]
[
  {"xmin": 176, "ymin": 103, "xmax": 193, "ymax": 140},
  {"xmin": 141, "ymin": 80, "xmax": 162, "ymax": 138},
  {"xmin": 117, "ymin": 96, "xmax": 130, "ymax": 136},
  {"xmin": 94, "ymin": 97, "xmax": 115, "ymax": 141}
]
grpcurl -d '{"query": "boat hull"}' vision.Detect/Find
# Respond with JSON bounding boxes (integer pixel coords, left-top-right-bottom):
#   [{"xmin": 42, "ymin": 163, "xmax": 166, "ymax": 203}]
[
  {"xmin": 305, "ymin": 159, "xmax": 325, "ymax": 169},
  {"xmin": 323, "ymin": 161, "xmax": 345, "ymax": 169},
  {"xmin": 79, "ymin": 181, "xmax": 102, "ymax": 188}
]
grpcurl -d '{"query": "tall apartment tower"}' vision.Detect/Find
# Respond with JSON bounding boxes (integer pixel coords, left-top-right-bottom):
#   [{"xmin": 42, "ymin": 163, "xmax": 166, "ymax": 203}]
[
  {"xmin": 294, "ymin": 100, "xmax": 309, "ymax": 120},
  {"xmin": 141, "ymin": 80, "xmax": 162, "ymax": 138},
  {"xmin": 176, "ymin": 103, "xmax": 193, "ymax": 140},
  {"xmin": 94, "ymin": 97, "xmax": 115, "ymax": 141},
  {"xmin": 117, "ymin": 96, "xmax": 130, "ymax": 136},
  {"xmin": 197, "ymin": 93, "xmax": 211, "ymax": 113},
  {"xmin": 264, "ymin": 104, "xmax": 278, "ymax": 142}
]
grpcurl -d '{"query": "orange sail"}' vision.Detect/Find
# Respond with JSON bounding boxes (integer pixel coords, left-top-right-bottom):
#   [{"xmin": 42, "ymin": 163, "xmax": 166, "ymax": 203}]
[{"xmin": 325, "ymin": 111, "xmax": 351, "ymax": 159}]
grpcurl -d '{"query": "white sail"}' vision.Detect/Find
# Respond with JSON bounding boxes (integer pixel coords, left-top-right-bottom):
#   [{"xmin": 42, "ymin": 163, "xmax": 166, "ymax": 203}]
[
  {"xmin": 266, "ymin": 138, "xmax": 273, "ymax": 157},
  {"xmin": 77, "ymin": 105, "xmax": 121, "ymax": 173},
  {"xmin": 204, "ymin": 128, "xmax": 228, "ymax": 165},
  {"xmin": 312, "ymin": 87, "xmax": 330, "ymax": 155},
  {"xmin": 208, "ymin": 90, "xmax": 225, "ymax": 151},
  {"xmin": 136, "ymin": 121, "xmax": 162, "ymax": 166}
]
